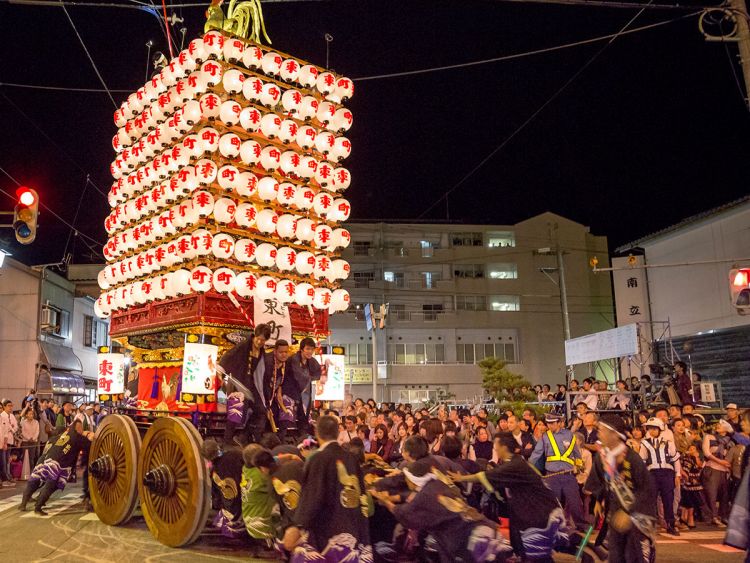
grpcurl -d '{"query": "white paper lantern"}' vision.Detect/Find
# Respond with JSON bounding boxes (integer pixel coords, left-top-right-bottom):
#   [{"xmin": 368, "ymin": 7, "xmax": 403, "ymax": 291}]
[
  {"xmin": 222, "ymin": 37, "xmax": 244, "ymax": 63},
  {"xmin": 158, "ymin": 209, "xmax": 177, "ymax": 237},
  {"xmin": 275, "ymin": 246, "xmax": 297, "ymax": 271},
  {"xmin": 170, "ymin": 268, "xmax": 192, "ymax": 296},
  {"xmin": 195, "ymin": 159, "xmax": 218, "ymax": 184},
  {"xmin": 217, "ymin": 165, "xmax": 240, "ymax": 192},
  {"xmin": 253, "ymin": 177, "xmax": 276, "ymax": 202},
  {"xmin": 332, "ymin": 227, "xmax": 351, "ymax": 249},
  {"xmin": 220, "ymin": 100, "xmax": 242, "ymax": 126},
  {"xmin": 183, "ymin": 134, "xmax": 203, "ymax": 160},
  {"xmin": 242, "ymin": 76, "xmax": 265, "ymax": 103},
  {"xmin": 240, "ymin": 140, "xmax": 262, "ymax": 166},
  {"xmin": 242, "ymin": 45, "xmax": 263, "ymax": 69},
  {"xmin": 331, "ymin": 260, "xmax": 351, "ymax": 281},
  {"xmin": 295, "ymin": 282, "xmax": 315, "ymax": 305},
  {"xmin": 255, "ymin": 243, "xmax": 278, "ymax": 268},
  {"xmin": 315, "ymin": 72, "xmax": 336, "ymax": 96},
  {"xmin": 260, "ymin": 113, "xmax": 282, "ymax": 139},
  {"xmin": 297, "ymin": 156, "xmax": 318, "ymax": 180},
  {"xmin": 260, "ymin": 51, "xmax": 282, "ymax": 75},
  {"xmin": 329, "ymin": 198, "xmax": 352, "ymax": 222},
  {"xmin": 276, "ymin": 182, "xmax": 297, "ymax": 206},
  {"xmin": 314, "ymin": 255, "xmax": 334, "ymax": 282},
  {"xmin": 298, "ymin": 65, "xmax": 319, "ymax": 89},
  {"xmin": 332, "ymin": 108, "xmax": 353, "ymax": 132},
  {"xmin": 331, "ymin": 136, "xmax": 352, "ymax": 161},
  {"xmin": 202, "ymin": 31, "xmax": 224, "ymax": 59},
  {"xmin": 152, "ymin": 274, "xmax": 169, "ymax": 300},
  {"xmin": 98, "ymin": 269, "xmax": 110, "ymax": 290},
  {"xmin": 331, "ymin": 167, "xmax": 351, "ymax": 193},
  {"xmin": 172, "ymin": 200, "xmax": 196, "ymax": 229},
  {"xmin": 314, "ymin": 223, "xmax": 334, "ymax": 248},
  {"xmin": 298, "ymin": 95, "xmax": 319, "ymax": 121},
  {"xmin": 313, "ymin": 287, "xmax": 332, "ymax": 310},
  {"xmin": 278, "ymin": 120, "xmax": 298, "ymax": 144},
  {"xmin": 279, "ymin": 151, "xmax": 301, "ymax": 176},
  {"xmin": 274, "ymin": 279, "xmax": 295, "ymax": 303},
  {"xmin": 280, "ymin": 58, "xmax": 300, "ymax": 82},
  {"xmin": 198, "ymin": 127, "xmax": 220, "ymax": 153},
  {"xmin": 256, "ymin": 208, "xmax": 278, "ymax": 233},
  {"xmin": 312, "ymin": 191, "xmax": 334, "ymax": 216},
  {"xmin": 330, "ymin": 288, "xmax": 351, "ymax": 312},
  {"xmin": 234, "ymin": 238, "xmax": 257, "ymax": 263},
  {"xmin": 314, "ymin": 131, "xmax": 336, "ymax": 156},
  {"xmin": 256, "ymin": 276, "xmax": 278, "ymax": 300},
  {"xmin": 234, "ymin": 202, "xmax": 258, "ymax": 228},
  {"xmin": 212, "ymin": 267, "xmax": 236, "ymax": 294},
  {"xmin": 211, "ymin": 234, "xmax": 235, "ymax": 260},
  {"xmin": 192, "ymin": 190, "xmax": 215, "ymax": 216},
  {"xmin": 234, "ymin": 271, "xmax": 258, "ymax": 297},
  {"xmin": 190, "ymin": 265, "xmax": 213, "ymax": 292},
  {"xmin": 236, "ymin": 172, "xmax": 258, "ymax": 198},
  {"xmin": 295, "ymin": 251, "xmax": 316, "ymax": 275},
  {"xmin": 199, "ymin": 93, "xmax": 222, "ymax": 120},
  {"xmin": 219, "ymin": 133, "xmax": 242, "ymax": 159},
  {"xmin": 281, "ymin": 89, "xmax": 303, "ymax": 114},
  {"xmin": 295, "ymin": 125, "xmax": 317, "ymax": 150},
  {"xmin": 275, "ymin": 213, "xmax": 297, "ymax": 239},
  {"xmin": 191, "ymin": 229, "xmax": 214, "ymax": 257},
  {"xmin": 334, "ymin": 77, "xmax": 354, "ymax": 102},
  {"xmin": 213, "ymin": 197, "xmax": 237, "ymax": 224},
  {"xmin": 176, "ymin": 234, "xmax": 196, "ymax": 260},
  {"xmin": 316, "ymin": 102, "xmax": 337, "ymax": 127},
  {"xmin": 260, "ymin": 82, "xmax": 282, "ymax": 107},
  {"xmin": 239, "ymin": 107, "xmax": 262, "ymax": 132}
]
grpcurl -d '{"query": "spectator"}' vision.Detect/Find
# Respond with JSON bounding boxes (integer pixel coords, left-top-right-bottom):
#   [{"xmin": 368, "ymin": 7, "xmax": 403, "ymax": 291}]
[
  {"xmin": 607, "ymin": 380, "xmax": 631, "ymax": 411},
  {"xmin": 477, "ymin": 408, "xmax": 495, "ymax": 436},
  {"xmin": 726, "ymin": 439, "xmax": 746, "ymax": 501},
  {"xmin": 679, "ymin": 443, "xmax": 703, "ymax": 529},
  {"xmin": 725, "ymin": 403, "xmax": 742, "ymax": 433},
  {"xmin": 627, "ymin": 425, "xmax": 645, "ymax": 452},
  {"xmin": 20, "ymin": 408, "xmax": 40, "ymax": 470},
  {"xmin": 578, "ymin": 378, "xmax": 598, "ymax": 411},
  {"xmin": 581, "ymin": 413, "xmax": 600, "ymax": 453},
  {"xmin": 54, "ymin": 402, "xmax": 74, "ymax": 437},
  {"xmin": 702, "ymin": 419, "xmax": 733, "ymax": 527},
  {"xmin": 338, "ymin": 416, "xmax": 357, "ymax": 445},
  {"xmin": 554, "ymin": 384, "xmax": 567, "ymax": 403},
  {"xmin": 668, "ymin": 404, "xmax": 682, "ymax": 422},
  {"xmin": 468, "ymin": 426, "xmax": 494, "ymax": 462},
  {"xmin": 673, "ymin": 418, "xmax": 695, "ymax": 454},
  {"xmin": 595, "ymin": 381, "xmax": 610, "ymax": 411},
  {"xmin": 370, "ymin": 424, "xmax": 394, "ymax": 462},
  {"xmin": 0, "ymin": 399, "xmax": 16, "ymax": 487},
  {"xmin": 674, "ymin": 361, "xmax": 693, "ymax": 406},
  {"xmin": 389, "ymin": 423, "xmax": 408, "ymax": 466},
  {"xmin": 496, "ymin": 415, "xmax": 509, "ymax": 433},
  {"xmin": 507, "ymin": 415, "xmax": 535, "ymax": 459},
  {"xmin": 355, "ymin": 425, "xmax": 370, "ymax": 451},
  {"xmin": 37, "ymin": 399, "xmax": 52, "ymax": 451}
]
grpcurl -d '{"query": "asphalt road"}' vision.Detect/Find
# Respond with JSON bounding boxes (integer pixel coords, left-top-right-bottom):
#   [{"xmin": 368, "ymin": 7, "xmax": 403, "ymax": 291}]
[{"xmin": 0, "ymin": 480, "xmax": 744, "ymax": 562}]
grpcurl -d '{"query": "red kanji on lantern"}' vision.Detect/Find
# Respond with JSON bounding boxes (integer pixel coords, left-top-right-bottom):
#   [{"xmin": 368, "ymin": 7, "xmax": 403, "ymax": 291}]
[
  {"xmin": 203, "ymin": 62, "xmax": 220, "ymax": 76},
  {"xmin": 221, "ymin": 168, "xmax": 236, "ymax": 181},
  {"xmin": 99, "ymin": 359, "xmax": 113, "ymax": 377},
  {"xmin": 192, "ymin": 269, "xmax": 209, "ymax": 283},
  {"xmin": 199, "ymin": 162, "xmax": 216, "ymax": 178},
  {"xmin": 195, "ymin": 191, "xmax": 212, "ymax": 207},
  {"xmin": 318, "ymin": 229, "xmax": 331, "ymax": 244},
  {"xmin": 201, "ymin": 129, "xmax": 218, "ymax": 144}
]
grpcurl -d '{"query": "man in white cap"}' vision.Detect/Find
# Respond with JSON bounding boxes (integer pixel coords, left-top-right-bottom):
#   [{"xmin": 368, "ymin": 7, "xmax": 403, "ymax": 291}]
[
  {"xmin": 639, "ymin": 418, "xmax": 681, "ymax": 536},
  {"xmin": 725, "ymin": 403, "xmax": 741, "ymax": 433}
]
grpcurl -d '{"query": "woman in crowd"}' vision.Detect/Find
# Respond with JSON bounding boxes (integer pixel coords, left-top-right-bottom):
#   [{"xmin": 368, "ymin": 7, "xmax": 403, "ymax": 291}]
[
  {"xmin": 468, "ymin": 426, "xmax": 493, "ymax": 462},
  {"xmin": 627, "ymin": 425, "xmax": 645, "ymax": 452},
  {"xmin": 370, "ymin": 424, "xmax": 394, "ymax": 463},
  {"xmin": 702, "ymin": 419, "xmax": 734, "ymax": 527},
  {"xmin": 389, "ymin": 423, "xmax": 407, "ymax": 467},
  {"xmin": 20, "ymin": 407, "xmax": 40, "ymax": 469},
  {"xmin": 607, "ymin": 380, "xmax": 631, "ymax": 411}
]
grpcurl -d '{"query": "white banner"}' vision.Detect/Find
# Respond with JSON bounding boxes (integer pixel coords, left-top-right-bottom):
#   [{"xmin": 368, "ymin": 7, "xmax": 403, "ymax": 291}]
[
  {"xmin": 612, "ymin": 256, "xmax": 652, "ymax": 327},
  {"xmin": 97, "ymin": 353, "xmax": 126, "ymax": 397},
  {"xmin": 182, "ymin": 342, "xmax": 218, "ymax": 395},
  {"xmin": 565, "ymin": 324, "xmax": 639, "ymax": 365},
  {"xmin": 700, "ymin": 382, "xmax": 717, "ymax": 403},
  {"xmin": 315, "ymin": 354, "xmax": 346, "ymax": 401},
  {"xmin": 253, "ymin": 297, "xmax": 292, "ymax": 345}
]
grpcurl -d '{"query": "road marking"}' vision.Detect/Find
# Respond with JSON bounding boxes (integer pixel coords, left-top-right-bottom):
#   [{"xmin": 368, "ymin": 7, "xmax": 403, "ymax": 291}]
[
  {"xmin": 0, "ymin": 494, "xmax": 22, "ymax": 513},
  {"xmin": 79, "ymin": 512, "xmax": 99, "ymax": 521},
  {"xmin": 655, "ymin": 540, "xmax": 689, "ymax": 544},
  {"xmin": 21, "ymin": 493, "xmax": 81, "ymax": 519},
  {"xmin": 659, "ymin": 531, "xmax": 726, "ymax": 540},
  {"xmin": 700, "ymin": 544, "xmax": 744, "ymax": 553}
]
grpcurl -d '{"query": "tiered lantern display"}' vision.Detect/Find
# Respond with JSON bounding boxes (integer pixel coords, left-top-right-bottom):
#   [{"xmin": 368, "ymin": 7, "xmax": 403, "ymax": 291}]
[{"xmin": 96, "ymin": 30, "xmax": 354, "ymax": 322}]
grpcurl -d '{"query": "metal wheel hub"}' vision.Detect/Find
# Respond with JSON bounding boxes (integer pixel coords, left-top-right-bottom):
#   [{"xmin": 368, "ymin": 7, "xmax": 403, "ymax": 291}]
[
  {"xmin": 143, "ymin": 465, "xmax": 177, "ymax": 497},
  {"xmin": 90, "ymin": 454, "xmax": 116, "ymax": 484}
]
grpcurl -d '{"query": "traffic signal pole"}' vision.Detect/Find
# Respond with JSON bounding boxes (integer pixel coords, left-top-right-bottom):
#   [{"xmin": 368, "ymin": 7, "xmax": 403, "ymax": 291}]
[{"xmin": 729, "ymin": 0, "xmax": 750, "ymax": 109}]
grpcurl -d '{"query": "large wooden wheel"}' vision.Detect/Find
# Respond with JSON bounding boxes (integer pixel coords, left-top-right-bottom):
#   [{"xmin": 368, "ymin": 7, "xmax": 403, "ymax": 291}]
[
  {"xmin": 137, "ymin": 417, "xmax": 211, "ymax": 547},
  {"xmin": 88, "ymin": 414, "xmax": 141, "ymax": 526}
]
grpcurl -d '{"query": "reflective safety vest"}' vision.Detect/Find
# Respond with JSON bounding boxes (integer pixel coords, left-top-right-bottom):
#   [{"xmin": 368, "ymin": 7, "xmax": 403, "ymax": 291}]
[{"xmin": 545, "ymin": 431, "xmax": 576, "ymax": 466}]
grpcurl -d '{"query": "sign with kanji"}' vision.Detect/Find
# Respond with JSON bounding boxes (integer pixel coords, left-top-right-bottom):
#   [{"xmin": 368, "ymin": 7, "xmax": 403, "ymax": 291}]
[
  {"xmin": 314, "ymin": 354, "xmax": 346, "ymax": 401},
  {"xmin": 181, "ymin": 342, "xmax": 218, "ymax": 396},
  {"xmin": 97, "ymin": 353, "xmax": 126, "ymax": 400},
  {"xmin": 253, "ymin": 296, "xmax": 292, "ymax": 345},
  {"xmin": 611, "ymin": 255, "xmax": 653, "ymax": 374}
]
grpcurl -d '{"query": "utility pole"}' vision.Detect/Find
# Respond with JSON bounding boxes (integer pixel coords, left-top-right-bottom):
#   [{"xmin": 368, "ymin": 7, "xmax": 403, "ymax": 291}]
[
  {"xmin": 556, "ymin": 246, "xmax": 571, "ymax": 342},
  {"xmin": 729, "ymin": 0, "xmax": 750, "ymax": 108},
  {"xmin": 365, "ymin": 303, "xmax": 389, "ymax": 403}
]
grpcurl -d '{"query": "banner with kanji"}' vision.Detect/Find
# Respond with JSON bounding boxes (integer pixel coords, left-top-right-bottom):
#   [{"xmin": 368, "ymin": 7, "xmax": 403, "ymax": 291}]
[
  {"xmin": 97, "ymin": 353, "xmax": 126, "ymax": 401},
  {"xmin": 253, "ymin": 297, "xmax": 292, "ymax": 345}
]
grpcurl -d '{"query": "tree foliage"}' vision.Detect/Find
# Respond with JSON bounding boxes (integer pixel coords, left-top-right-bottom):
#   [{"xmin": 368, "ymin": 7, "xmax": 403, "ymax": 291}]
[{"xmin": 479, "ymin": 357, "xmax": 537, "ymax": 414}]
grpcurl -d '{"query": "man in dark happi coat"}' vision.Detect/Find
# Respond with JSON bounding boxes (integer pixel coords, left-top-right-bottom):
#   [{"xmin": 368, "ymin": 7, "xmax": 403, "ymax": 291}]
[
  {"xmin": 263, "ymin": 339, "xmax": 296, "ymax": 441},
  {"xmin": 219, "ymin": 324, "xmax": 271, "ymax": 444},
  {"xmin": 286, "ymin": 337, "xmax": 326, "ymax": 436},
  {"xmin": 270, "ymin": 457, "xmax": 305, "ymax": 553},
  {"xmin": 289, "ymin": 415, "xmax": 372, "ymax": 562},
  {"xmin": 200, "ymin": 439, "xmax": 245, "ymax": 538}
]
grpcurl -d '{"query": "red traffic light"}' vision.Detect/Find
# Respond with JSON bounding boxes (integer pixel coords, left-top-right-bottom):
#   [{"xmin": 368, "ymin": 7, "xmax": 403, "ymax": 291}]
[
  {"xmin": 16, "ymin": 187, "xmax": 36, "ymax": 207},
  {"xmin": 733, "ymin": 270, "xmax": 749, "ymax": 288}
]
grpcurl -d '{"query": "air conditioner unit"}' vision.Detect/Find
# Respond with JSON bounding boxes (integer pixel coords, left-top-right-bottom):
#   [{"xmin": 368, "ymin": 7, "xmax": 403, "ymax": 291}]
[{"xmin": 40, "ymin": 306, "xmax": 53, "ymax": 328}]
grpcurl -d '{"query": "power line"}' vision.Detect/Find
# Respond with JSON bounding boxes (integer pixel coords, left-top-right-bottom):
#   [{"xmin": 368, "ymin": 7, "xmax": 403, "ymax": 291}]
[
  {"xmin": 2, "ymin": 0, "xmax": 322, "ymax": 7},
  {"xmin": 59, "ymin": 1, "xmax": 118, "ymax": 108},
  {"xmin": 418, "ymin": 2, "xmax": 669, "ymax": 219},
  {"xmin": 0, "ymin": 82, "xmax": 133, "ymax": 93}
]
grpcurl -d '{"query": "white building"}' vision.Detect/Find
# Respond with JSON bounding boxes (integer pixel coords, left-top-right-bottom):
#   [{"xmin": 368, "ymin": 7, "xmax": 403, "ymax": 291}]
[
  {"xmin": 328, "ymin": 212, "xmax": 614, "ymax": 402},
  {"xmin": 615, "ymin": 196, "xmax": 750, "ymax": 404}
]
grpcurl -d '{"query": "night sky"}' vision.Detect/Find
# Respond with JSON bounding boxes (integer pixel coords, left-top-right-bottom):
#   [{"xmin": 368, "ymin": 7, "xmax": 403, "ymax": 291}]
[{"xmin": 0, "ymin": 0, "xmax": 748, "ymax": 266}]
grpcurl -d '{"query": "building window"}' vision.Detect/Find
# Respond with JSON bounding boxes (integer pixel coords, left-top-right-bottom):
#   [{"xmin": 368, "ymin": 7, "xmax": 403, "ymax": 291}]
[
  {"xmin": 422, "ymin": 303, "xmax": 443, "ymax": 321},
  {"xmin": 456, "ymin": 342, "xmax": 518, "ymax": 363},
  {"xmin": 353, "ymin": 272, "xmax": 375, "ymax": 288},
  {"xmin": 389, "ymin": 304, "xmax": 408, "ymax": 321},
  {"xmin": 384, "ymin": 271, "xmax": 405, "ymax": 287},
  {"xmin": 83, "ymin": 315, "xmax": 108, "ymax": 348},
  {"xmin": 487, "ymin": 231, "xmax": 515, "ymax": 248},
  {"xmin": 43, "ymin": 306, "xmax": 70, "ymax": 338},
  {"xmin": 388, "ymin": 344, "xmax": 429, "ymax": 364},
  {"xmin": 456, "ymin": 343, "xmax": 475, "ymax": 364},
  {"xmin": 346, "ymin": 343, "xmax": 372, "ymax": 365},
  {"xmin": 488, "ymin": 263, "xmax": 518, "ymax": 279},
  {"xmin": 454, "ymin": 264, "xmax": 484, "ymax": 279},
  {"xmin": 426, "ymin": 343, "xmax": 445, "ymax": 363},
  {"xmin": 490, "ymin": 295, "xmax": 520, "ymax": 311},
  {"xmin": 420, "ymin": 240, "xmax": 434, "ymax": 257},
  {"xmin": 455, "ymin": 295, "xmax": 486, "ymax": 311},
  {"xmin": 451, "ymin": 232, "xmax": 483, "ymax": 247},
  {"xmin": 353, "ymin": 241, "xmax": 371, "ymax": 256},
  {"xmin": 421, "ymin": 271, "xmax": 442, "ymax": 289}
]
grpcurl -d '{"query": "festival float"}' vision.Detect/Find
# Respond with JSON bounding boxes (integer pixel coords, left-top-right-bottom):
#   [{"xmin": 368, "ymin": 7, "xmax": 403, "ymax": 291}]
[{"xmin": 87, "ymin": 0, "xmax": 354, "ymax": 546}]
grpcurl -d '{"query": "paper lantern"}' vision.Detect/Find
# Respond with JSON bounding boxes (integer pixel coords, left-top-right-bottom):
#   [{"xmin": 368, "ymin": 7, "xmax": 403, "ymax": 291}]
[
  {"xmin": 211, "ymin": 233, "xmax": 236, "ymax": 259},
  {"xmin": 276, "ymin": 182, "xmax": 297, "ymax": 206},
  {"xmin": 191, "ymin": 229, "xmax": 213, "ymax": 256},
  {"xmin": 234, "ymin": 202, "xmax": 258, "ymax": 228},
  {"xmin": 198, "ymin": 127, "xmax": 220, "ymax": 153},
  {"xmin": 332, "ymin": 227, "xmax": 351, "ymax": 249},
  {"xmin": 315, "ymin": 72, "xmax": 336, "ymax": 96},
  {"xmin": 240, "ymin": 140, "xmax": 262, "ymax": 166},
  {"xmin": 217, "ymin": 165, "xmax": 240, "ymax": 191},
  {"xmin": 183, "ymin": 134, "xmax": 203, "ymax": 159},
  {"xmin": 158, "ymin": 209, "xmax": 177, "ymax": 237},
  {"xmin": 172, "ymin": 200, "xmax": 196, "ymax": 229},
  {"xmin": 279, "ymin": 151, "xmax": 301, "ymax": 176},
  {"xmin": 281, "ymin": 89, "xmax": 302, "ymax": 114},
  {"xmin": 212, "ymin": 267, "xmax": 236, "ymax": 294},
  {"xmin": 296, "ymin": 219, "xmax": 316, "ymax": 244},
  {"xmin": 176, "ymin": 234, "xmax": 196, "ymax": 260},
  {"xmin": 190, "ymin": 265, "xmax": 213, "ymax": 292},
  {"xmin": 332, "ymin": 167, "xmax": 351, "ymax": 192},
  {"xmin": 192, "ymin": 190, "xmax": 215, "ymax": 217},
  {"xmin": 314, "ymin": 131, "xmax": 336, "ymax": 155},
  {"xmin": 239, "ymin": 107, "xmax": 262, "ymax": 132},
  {"xmin": 236, "ymin": 172, "xmax": 259, "ymax": 198},
  {"xmin": 298, "ymin": 65, "xmax": 319, "ymax": 89},
  {"xmin": 331, "ymin": 260, "xmax": 351, "ymax": 281},
  {"xmin": 330, "ymin": 288, "xmax": 351, "ymax": 312},
  {"xmin": 313, "ymin": 287, "xmax": 332, "ymax": 310},
  {"xmin": 202, "ymin": 31, "xmax": 224, "ymax": 59},
  {"xmin": 314, "ymin": 255, "xmax": 334, "ymax": 282},
  {"xmin": 331, "ymin": 136, "xmax": 352, "ymax": 161},
  {"xmin": 219, "ymin": 133, "xmax": 242, "ymax": 159},
  {"xmin": 260, "ymin": 113, "xmax": 281, "ymax": 139},
  {"xmin": 260, "ymin": 82, "xmax": 282, "ymax": 107},
  {"xmin": 312, "ymin": 191, "xmax": 334, "ymax": 216},
  {"xmin": 219, "ymin": 100, "xmax": 242, "ymax": 126},
  {"xmin": 222, "ymin": 37, "xmax": 244, "ymax": 63},
  {"xmin": 256, "ymin": 208, "xmax": 278, "ymax": 233},
  {"xmin": 234, "ymin": 238, "xmax": 257, "ymax": 263},
  {"xmin": 255, "ymin": 243, "xmax": 278, "ymax": 268},
  {"xmin": 199, "ymin": 93, "xmax": 222, "ymax": 120},
  {"xmin": 329, "ymin": 198, "xmax": 352, "ymax": 222},
  {"xmin": 295, "ymin": 125, "xmax": 317, "ymax": 150},
  {"xmin": 138, "ymin": 279, "xmax": 156, "ymax": 303},
  {"xmin": 195, "ymin": 159, "xmax": 218, "ymax": 185},
  {"xmin": 276, "ymin": 213, "xmax": 297, "ymax": 238},
  {"xmin": 261, "ymin": 51, "xmax": 283, "ymax": 75},
  {"xmin": 314, "ymin": 223, "xmax": 334, "ymax": 248},
  {"xmin": 152, "ymin": 274, "xmax": 169, "ymax": 300},
  {"xmin": 298, "ymin": 95, "xmax": 319, "ymax": 121},
  {"xmin": 269, "ymin": 279, "xmax": 294, "ymax": 304},
  {"xmin": 94, "ymin": 298, "xmax": 109, "ymax": 319},
  {"xmin": 262, "ymin": 146, "xmax": 283, "ymax": 172},
  {"xmin": 335, "ymin": 77, "xmax": 354, "ymax": 102},
  {"xmin": 234, "ymin": 271, "xmax": 258, "ymax": 297},
  {"xmin": 278, "ymin": 120, "xmax": 298, "ymax": 144},
  {"xmin": 332, "ymin": 108, "xmax": 353, "ymax": 132},
  {"xmin": 295, "ymin": 251, "xmax": 315, "ymax": 275},
  {"xmin": 242, "ymin": 76, "xmax": 263, "ymax": 103},
  {"xmin": 316, "ymin": 102, "xmax": 337, "ymax": 126},
  {"xmin": 295, "ymin": 282, "xmax": 315, "ymax": 305},
  {"xmin": 297, "ymin": 156, "xmax": 318, "ymax": 179},
  {"xmin": 170, "ymin": 268, "xmax": 192, "ymax": 296},
  {"xmin": 255, "ymin": 177, "xmax": 278, "ymax": 202},
  {"xmin": 213, "ymin": 197, "xmax": 237, "ymax": 224},
  {"xmin": 276, "ymin": 247, "xmax": 297, "ymax": 271},
  {"xmin": 98, "ymin": 269, "xmax": 110, "ymax": 290},
  {"xmin": 242, "ymin": 45, "xmax": 263, "ymax": 69},
  {"xmin": 279, "ymin": 58, "xmax": 300, "ymax": 83},
  {"xmin": 256, "ymin": 275, "xmax": 278, "ymax": 300}
]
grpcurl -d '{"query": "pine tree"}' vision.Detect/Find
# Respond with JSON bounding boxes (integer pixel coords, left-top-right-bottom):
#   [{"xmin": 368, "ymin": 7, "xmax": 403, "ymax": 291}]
[{"xmin": 479, "ymin": 357, "xmax": 537, "ymax": 414}]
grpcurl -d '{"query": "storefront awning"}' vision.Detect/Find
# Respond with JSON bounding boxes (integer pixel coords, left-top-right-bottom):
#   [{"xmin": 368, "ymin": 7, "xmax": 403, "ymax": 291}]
[
  {"xmin": 39, "ymin": 341, "xmax": 82, "ymax": 373},
  {"xmin": 36, "ymin": 369, "xmax": 86, "ymax": 396}
]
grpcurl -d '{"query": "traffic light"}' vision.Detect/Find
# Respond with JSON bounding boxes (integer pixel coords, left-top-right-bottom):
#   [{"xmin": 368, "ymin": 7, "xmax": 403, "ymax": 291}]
[
  {"xmin": 729, "ymin": 267, "xmax": 750, "ymax": 314},
  {"xmin": 13, "ymin": 186, "xmax": 38, "ymax": 244}
]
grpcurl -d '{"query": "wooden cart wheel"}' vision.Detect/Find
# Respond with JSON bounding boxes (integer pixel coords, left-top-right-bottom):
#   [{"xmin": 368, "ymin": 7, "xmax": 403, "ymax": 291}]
[
  {"xmin": 88, "ymin": 414, "xmax": 141, "ymax": 526},
  {"xmin": 137, "ymin": 417, "xmax": 211, "ymax": 547}
]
